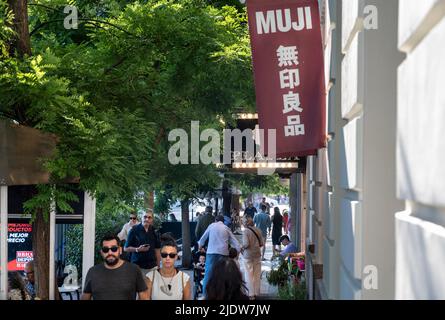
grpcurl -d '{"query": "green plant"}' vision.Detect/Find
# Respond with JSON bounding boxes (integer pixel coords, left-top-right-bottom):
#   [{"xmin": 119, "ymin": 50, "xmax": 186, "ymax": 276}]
[
  {"xmin": 278, "ymin": 280, "xmax": 307, "ymax": 300},
  {"xmin": 266, "ymin": 258, "xmax": 289, "ymax": 286},
  {"xmin": 64, "ymin": 224, "xmax": 83, "ymax": 276}
]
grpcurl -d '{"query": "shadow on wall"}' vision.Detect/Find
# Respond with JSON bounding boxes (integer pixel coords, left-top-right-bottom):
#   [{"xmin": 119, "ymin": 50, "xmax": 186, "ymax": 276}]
[
  {"xmin": 397, "ymin": 135, "xmax": 416, "ymax": 203},
  {"xmin": 396, "ymin": 214, "xmax": 440, "ymax": 299}
]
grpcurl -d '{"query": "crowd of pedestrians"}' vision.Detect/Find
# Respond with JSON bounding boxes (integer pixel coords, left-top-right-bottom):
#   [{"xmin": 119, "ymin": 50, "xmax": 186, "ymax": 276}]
[{"xmin": 5, "ymin": 195, "xmax": 299, "ymax": 301}]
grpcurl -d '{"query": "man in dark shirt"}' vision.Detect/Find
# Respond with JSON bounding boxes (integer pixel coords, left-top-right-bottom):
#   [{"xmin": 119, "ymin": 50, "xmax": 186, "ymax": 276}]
[
  {"xmin": 125, "ymin": 211, "xmax": 161, "ymax": 276},
  {"xmin": 81, "ymin": 234, "xmax": 148, "ymax": 300},
  {"xmin": 243, "ymin": 202, "xmax": 257, "ymax": 219},
  {"xmin": 195, "ymin": 206, "xmax": 215, "ymax": 244}
]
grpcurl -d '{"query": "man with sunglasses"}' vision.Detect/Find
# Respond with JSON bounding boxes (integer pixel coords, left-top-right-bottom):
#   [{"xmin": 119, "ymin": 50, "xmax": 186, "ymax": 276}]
[
  {"xmin": 125, "ymin": 212, "xmax": 161, "ymax": 277},
  {"xmin": 81, "ymin": 234, "xmax": 148, "ymax": 300}
]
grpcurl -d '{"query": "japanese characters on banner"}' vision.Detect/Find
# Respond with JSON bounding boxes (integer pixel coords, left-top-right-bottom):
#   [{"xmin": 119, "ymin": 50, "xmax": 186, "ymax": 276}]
[{"xmin": 247, "ymin": 0, "xmax": 326, "ymax": 158}]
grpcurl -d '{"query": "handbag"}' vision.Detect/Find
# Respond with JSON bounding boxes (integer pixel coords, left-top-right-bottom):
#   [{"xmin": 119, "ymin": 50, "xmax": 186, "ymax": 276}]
[{"xmin": 247, "ymin": 226, "xmax": 263, "ymax": 247}]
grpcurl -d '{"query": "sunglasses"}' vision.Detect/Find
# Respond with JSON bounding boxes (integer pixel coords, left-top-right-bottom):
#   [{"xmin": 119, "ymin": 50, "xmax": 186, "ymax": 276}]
[
  {"xmin": 102, "ymin": 246, "xmax": 119, "ymax": 253},
  {"xmin": 143, "ymin": 216, "xmax": 153, "ymax": 219},
  {"xmin": 130, "ymin": 217, "xmax": 137, "ymax": 220},
  {"xmin": 160, "ymin": 252, "xmax": 177, "ymax": 259}
]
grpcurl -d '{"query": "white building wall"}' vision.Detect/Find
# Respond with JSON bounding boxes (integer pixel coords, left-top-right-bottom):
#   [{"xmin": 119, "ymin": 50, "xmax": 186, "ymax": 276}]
[
  {"xmin": 360, "ymin": 0, "xmax": 405, "ymax": 299},
  {"xmin": 395, "ymin": 0, "xmax": 445, "ymax": 299},
  {"xmin": 307, "ymin": 0, "xmax": 405, "ymax": 299}
]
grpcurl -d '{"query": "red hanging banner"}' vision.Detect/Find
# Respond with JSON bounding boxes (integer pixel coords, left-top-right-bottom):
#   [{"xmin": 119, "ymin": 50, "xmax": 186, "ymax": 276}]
[{"xmin": 247, "ymin": 0, "xmax": 326, "ymax": 158}]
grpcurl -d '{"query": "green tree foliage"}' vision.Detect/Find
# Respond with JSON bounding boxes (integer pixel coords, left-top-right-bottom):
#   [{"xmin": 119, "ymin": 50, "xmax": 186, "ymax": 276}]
[
  {"xmin": 1, "ymin": 0, "xmax": 255, "ymax": 276},
  {"xmin": 0, "ymin": 1, "xmax": 13, "ymax": 57},
  {"xmin": 228, "ymin": 173, "xmax": 290, "ymax": 196},
  {"xmin": 1, "ymin": 0, "xmax": 254, "ymax": 216}
]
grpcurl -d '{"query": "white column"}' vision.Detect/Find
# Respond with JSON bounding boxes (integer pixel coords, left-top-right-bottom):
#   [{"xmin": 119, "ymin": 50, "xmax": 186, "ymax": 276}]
[
  {"xmin": 0, "ymin": 186, "xmax": 7, "ymax": 300},
  {"xmin": 82, "ymin": 192, "xmax": 96, "ymax": 289},
  {"xmin": 49, "ymin": 200, "xmax": 56, "ymax": 300}
]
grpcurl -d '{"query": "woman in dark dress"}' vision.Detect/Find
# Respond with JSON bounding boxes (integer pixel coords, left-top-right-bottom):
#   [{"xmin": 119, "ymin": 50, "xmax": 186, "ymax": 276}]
[{"xmin": 271, "ymin": 207, "xmax": 283, "ymax": 257}]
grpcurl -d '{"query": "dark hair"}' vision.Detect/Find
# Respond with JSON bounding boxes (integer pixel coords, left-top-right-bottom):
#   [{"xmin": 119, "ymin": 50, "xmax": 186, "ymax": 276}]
[
  {"xmin": 273, "ymin": 207, "xmax": 282, "ymax": 223},
  {"xmin": 205, "ymin": 257, "xmax": 248, "ymax": 300},
  {"xmin": 161, "ymin": 232, "xmax": 176, "ymax": 240},
  {"xmin": 279, "ymin": 235, "xmax": 290, "ymax": 243},
  {"xmin": 8, "ymin": 272, "xmax": 27, "ymax": 300},
  {"xmin": 101, "ymin": 234, "xmax": 120, "ymax": 246},
  {"xmin": 160, "ymin": 233, "xmax": 178, "ymax": 250},
  {"xmin": 260, "ymin": 204, "xmax": 267, "ymax": 211},
  {"xmin": 215, "ymin": 214, "xmax": 225, "ymax": 223},
  {"xmin": 205, "ymin": 206, "xmax": 213, "ymax": 214},
  {"xmin": 228, "ymin": 247, "xmax": 238, "ymax": 259}
]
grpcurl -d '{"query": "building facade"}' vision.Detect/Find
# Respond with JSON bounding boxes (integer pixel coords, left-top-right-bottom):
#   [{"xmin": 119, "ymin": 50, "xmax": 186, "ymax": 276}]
[{"xmin": 305, "ymin": 0, "xmax": 445, "ymax": 299}]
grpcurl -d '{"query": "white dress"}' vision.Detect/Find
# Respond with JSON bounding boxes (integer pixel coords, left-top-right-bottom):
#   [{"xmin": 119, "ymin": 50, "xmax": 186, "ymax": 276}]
[{"xmin": 147, "ymin": 269, "xmax": 190, "ymax": 300}]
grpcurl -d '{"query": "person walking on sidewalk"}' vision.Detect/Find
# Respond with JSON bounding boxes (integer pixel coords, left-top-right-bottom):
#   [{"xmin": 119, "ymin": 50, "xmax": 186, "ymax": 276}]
[
  {"xmin": 205, "ymin": 257, "xmax": 249, "ymax": 300},
  {"xmin": 195, "ymin": 206, "xmax": 215, "ymax": 245},
  {"xmin": 145, "ymin": 235, "xmax": 192, "ymax": 300},
  {"xmin": 117, "ymin": 211, "xmax": 139, "ymax": 261},
  {"xmin": 198, "ymin": 215, "xmax": 241, "ymax": 298},
  {"xmin": 117, "ymin": 211, "xmax": 139, "ymax": 242},
  {"xmin": 282, "ymin": 210, "xmax": 289, "ymax": 235},
  {"xmin": 271, "ymin": 207, "xmax": 283, "ymax": 257},
  {"xmin": 241, "ymin": 216, "xmax": 263, "ymax": 300},
  {"xmin": 259, "ymin": 197, "xmax": 271, "ymax": 214},
  {"xmin": 125, "ymin": 212, "xmax": 161, "ymax": 277},
  {"xmin": 243, "ymin": 202, "xmax": 257, "ymax": 219},
  {"xmin": 81, "ymin": 234, "xmax": 148, "ymax": 300},
  {"xmin": 254, "ymin": 204, "xmax": 271, "ymax": 260}
]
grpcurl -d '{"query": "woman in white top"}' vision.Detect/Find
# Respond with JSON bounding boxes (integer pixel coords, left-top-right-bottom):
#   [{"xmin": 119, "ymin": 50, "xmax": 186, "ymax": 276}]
[{"xmin": 146, "ymin": 236, "xmax": 192, "ymax": 300}]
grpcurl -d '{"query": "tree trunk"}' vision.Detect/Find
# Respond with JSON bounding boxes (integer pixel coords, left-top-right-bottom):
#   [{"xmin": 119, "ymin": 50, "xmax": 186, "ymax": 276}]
[
  {"xmin": 7, "ymin": 0, "xmax": 31, "ymax": 125},
  {"xmin": 214, "ymin": 197, "xmax": 219, "ymax": 215},
  {"xmin": 247, "ymin": 193, "xmax": 253, "ymax": 207},
  {"xmin": 231, "ymin": 194, "xmax": 240, "ymax": 213},
  {"xmin": 180, "ymin": 199, "xmax": 192, "ymax": 269},
  {"xmin": 145, "ymin": 191, "xmax": 154, "ymax": 213},
  {"xmin": 222, "ymin": 180, "xmax": 232, "ymax": 217},
  {"xmin": 7, "ymin": 0, "xmax": 31, "ymax": 57},
  {"xmin": 32, "ymin": 209, "xmax": 50, "ymax": 300}
]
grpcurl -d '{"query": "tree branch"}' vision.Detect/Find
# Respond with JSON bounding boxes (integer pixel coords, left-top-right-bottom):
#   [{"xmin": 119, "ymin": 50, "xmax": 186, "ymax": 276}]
[
  {"xmin": 30, "ymin": 18, "xmax": 137, "ymax": 37},
  {"xmin": 104, "ymin": 56, "xmax": 127, "ymax": 74},
  {"xmin": 28, "ymin": 3, "xmax": 59, "ymax": 13}
]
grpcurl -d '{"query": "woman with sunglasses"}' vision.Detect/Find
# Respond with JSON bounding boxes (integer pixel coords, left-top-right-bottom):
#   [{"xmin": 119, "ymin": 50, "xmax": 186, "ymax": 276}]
[
  {"xmin": 145, "ymin": 235, "xmax": 192, "ymax": 300},
  {"xmin": 118, "ymin": 212, "xmax": 139, "ymax": 242}
]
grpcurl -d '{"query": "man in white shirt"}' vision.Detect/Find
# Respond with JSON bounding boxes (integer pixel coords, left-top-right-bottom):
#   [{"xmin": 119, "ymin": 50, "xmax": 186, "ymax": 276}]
[{"xmin": 198, "ymin": 215, "xmax": 241, "ymax": 298}]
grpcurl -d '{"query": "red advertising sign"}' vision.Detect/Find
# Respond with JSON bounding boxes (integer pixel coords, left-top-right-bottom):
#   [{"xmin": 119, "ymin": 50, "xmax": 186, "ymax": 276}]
[
  {"xmin": 5, "ymin": 223, "xmax": 33, "ymax": 271},
  {"xmin": 247, "ymin": 0, "xmax": 326, "ymax": 157}
]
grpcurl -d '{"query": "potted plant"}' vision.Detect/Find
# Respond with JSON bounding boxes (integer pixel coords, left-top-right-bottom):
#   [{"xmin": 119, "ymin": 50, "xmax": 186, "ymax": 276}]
[
  {"xmin": 266, "ymin": 256, "xmax": 289, "ymax": 287},
  {"xmin": 278, "ymin": 280, "xmax": 307, "ymax": 300}
]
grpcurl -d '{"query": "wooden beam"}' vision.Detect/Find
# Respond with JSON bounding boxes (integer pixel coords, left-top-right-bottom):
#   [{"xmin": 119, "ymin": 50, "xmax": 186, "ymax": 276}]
[{"xmin": 0, "ymin": 186, "xmax": 8, "ymax": 300}]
